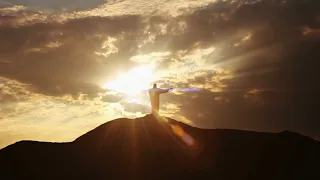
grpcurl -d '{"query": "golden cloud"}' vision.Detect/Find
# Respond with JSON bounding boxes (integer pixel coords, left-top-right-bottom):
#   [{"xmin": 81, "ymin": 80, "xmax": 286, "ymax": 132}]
[{"xmin": 0, "ymin": 77, "xmax": 133, "ymax": 149}]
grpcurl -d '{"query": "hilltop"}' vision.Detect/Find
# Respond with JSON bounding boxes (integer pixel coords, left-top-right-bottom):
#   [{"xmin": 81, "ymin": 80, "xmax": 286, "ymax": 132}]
[{"xmin": 0, "ymin": 114, "xmax": 319, "ymax": 180}]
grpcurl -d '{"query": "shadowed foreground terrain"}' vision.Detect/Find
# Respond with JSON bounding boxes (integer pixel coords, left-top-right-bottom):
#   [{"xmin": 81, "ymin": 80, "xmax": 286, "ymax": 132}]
[{"xmin": 0, "ymin": 115, "xmax": 319, "ymax": 180}]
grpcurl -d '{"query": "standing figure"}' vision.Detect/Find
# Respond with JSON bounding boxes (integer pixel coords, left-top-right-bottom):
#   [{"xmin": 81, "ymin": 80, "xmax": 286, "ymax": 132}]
[{"xmin": 148, "ymin": 84, "xmax": 172, "ymax": 115}]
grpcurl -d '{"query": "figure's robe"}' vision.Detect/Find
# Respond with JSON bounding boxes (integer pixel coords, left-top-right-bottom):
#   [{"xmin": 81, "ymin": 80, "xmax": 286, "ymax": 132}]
[{"xmin": 148, "ymin": 88, "xmax": 169, "ymax": 114}]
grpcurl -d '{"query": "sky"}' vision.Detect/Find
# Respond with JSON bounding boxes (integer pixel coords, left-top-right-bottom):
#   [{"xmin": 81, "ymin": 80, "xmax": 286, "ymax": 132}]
[{"xmin": 0, "ymin": 0, "xmax": 320, "ymax": 148}]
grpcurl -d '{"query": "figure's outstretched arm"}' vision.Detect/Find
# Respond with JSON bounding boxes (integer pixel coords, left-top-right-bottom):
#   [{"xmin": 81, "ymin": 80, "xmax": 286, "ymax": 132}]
[{"xmin": 159, "ymin": 88, "xmax": 173, "ymax": 94}]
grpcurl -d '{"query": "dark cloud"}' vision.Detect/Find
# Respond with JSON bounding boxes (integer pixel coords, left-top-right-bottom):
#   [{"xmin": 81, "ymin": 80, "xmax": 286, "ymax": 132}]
[
  {"xmin": 0, "ymin": 15, "xmax": 145, "ymax": 98},
  {"xmin": 0, "ymin": 0, "xmax": 107, "ymax": 11},
  {"xmin": 153, "ymin": 0, "xmax": 320, "ymax": 137},
  {"xmin": 163, "ymin": 89, "xmax": 319, "ymax": 138},
  {"xmin": 187, "ymin": 0, "xmax": 320, "ymax": 91}
]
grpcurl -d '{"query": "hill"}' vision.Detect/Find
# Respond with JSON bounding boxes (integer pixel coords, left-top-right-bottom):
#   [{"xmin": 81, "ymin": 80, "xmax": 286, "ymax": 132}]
[{"xmin": 0, "ymin": 114, "xmax": 319, "ymax": 180}]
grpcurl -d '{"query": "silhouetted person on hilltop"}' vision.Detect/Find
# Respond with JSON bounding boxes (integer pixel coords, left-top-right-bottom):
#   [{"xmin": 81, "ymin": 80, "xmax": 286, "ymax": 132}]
[{"xmin": 148, "ymin": 84, "xmax": 172, "ymax": 115}]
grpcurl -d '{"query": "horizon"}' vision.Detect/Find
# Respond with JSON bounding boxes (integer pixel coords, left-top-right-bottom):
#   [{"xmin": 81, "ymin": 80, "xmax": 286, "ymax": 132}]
[{"xmin": 1, "ymin": 0, "xmax": 320, "ymax": 149}]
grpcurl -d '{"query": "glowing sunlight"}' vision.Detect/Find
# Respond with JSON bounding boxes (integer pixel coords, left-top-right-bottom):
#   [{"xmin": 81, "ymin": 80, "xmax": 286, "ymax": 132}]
[{"xmin": 103, "ymin": 64, "xmax": 156, "ymax": 96}]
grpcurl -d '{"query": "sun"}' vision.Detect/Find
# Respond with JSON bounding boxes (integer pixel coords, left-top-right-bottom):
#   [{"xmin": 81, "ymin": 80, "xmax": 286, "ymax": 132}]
[{"xmin": 103, "ymin": 64, "xmax": 156, "ymax": 96}]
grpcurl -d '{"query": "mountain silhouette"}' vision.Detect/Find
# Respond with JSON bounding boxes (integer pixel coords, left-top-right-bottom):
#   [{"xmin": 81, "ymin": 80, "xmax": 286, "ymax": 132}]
[{"xmin": 0, "ymin": 114, "xmax": 319, "ymax": 180}]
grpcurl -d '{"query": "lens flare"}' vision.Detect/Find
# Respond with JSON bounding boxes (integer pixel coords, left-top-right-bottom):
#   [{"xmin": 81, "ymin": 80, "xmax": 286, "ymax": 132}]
[
  {"xmin": 174, "ymin": 88, "xmax": 202, "ymax": 92},
  {"xmin": 170, "ymin": 124, "xmax": 194, "ymax": 146}
]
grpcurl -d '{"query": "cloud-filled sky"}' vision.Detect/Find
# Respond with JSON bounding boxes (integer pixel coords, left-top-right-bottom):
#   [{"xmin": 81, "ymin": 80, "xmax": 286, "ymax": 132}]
[{"xmin": 0, "ymin": 0, "xmax": 320, "ymax": 148}]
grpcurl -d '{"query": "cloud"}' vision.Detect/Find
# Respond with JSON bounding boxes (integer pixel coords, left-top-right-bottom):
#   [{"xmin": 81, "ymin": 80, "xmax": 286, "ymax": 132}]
[
  {"xmin": 0, "ymin": 78, "xmax": 124, "ymax": 149},
  {"xmin": 0, "ymin": 0, "xmax": 108, "ymax": 11},
  {"xmin": 0, "ymin": 15, "xmax": 145, "ymax": 97},
  {"xmin": 0, "ymin": 0, "xmax": 219, "ymax": 27},
  {"xmin": 121, "ymin": 101, "xmax": 151, "ymax": 114},
  {"xmin": 130, "ymin": 51, "xmax": 171, "ymax": 64},
  {"xmin": 0, "ymin": 5, "xmax": 25, "ymax": 13},
  {"xmin": 72, "ymin": 0, "xmax": 218, "ymax": 17},
  {"xmin": 101, "ymin": 94, "xmax": 122, "ymax": 103},
  {"xmin": 1, "ymin": 0, "xmax": 318, "ymax": 103}
]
